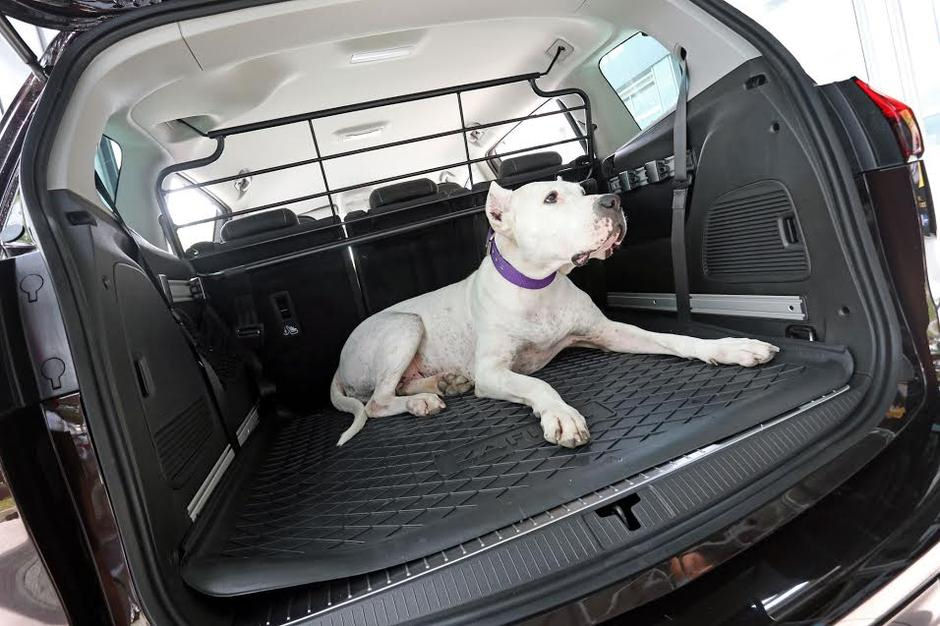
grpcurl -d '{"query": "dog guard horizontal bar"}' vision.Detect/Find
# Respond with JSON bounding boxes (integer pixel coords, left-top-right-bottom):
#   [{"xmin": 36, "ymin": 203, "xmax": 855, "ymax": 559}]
[
  {"xmin": 172, "ymin": 134, "xmax": 588, "ymax": 230},
  {"xmin": 165, "ymin": 105, "xmax": 588, "ymax": 194},
  {"xmin": 204, "ymin": 203, "xmax": 488, "ymax": 277},
  {"xmin": 607, "ymin": 292, "xmax": 807, "ymax": 321},
  {"xmin": 207, "ymin": 71, "xmax": 543, "ymax": 139},
  {"xmin": 155, "ymin": 45, "xmax": 595, "ymax": 258}
]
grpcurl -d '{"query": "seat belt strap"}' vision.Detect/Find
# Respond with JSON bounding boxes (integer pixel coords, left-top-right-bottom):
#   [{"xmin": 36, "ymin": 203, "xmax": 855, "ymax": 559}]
[{"xmin": 671, "ymin": 44, "xmax": 692, "ymax": 323}]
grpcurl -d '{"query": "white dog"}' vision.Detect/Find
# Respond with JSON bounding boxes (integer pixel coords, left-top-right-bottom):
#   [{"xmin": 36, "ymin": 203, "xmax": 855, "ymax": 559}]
[{"xmin": 330, "ymin": 180, "xmax": 778, "ymax": 447}]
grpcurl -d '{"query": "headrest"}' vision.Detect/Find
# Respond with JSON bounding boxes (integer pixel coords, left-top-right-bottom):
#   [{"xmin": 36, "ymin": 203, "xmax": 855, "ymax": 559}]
[
  {"xmin": 369, "ymin": 178, "xmax": 437, "ymax": 209},
  {"xmin": 185, "ymin": 241, "xmax": 219, "ymax": 257},
  {"xmin": 437, "ymin": 181, "xmax": 466, "ymax": 196},
  {"xmin": 498, "ymin": 151, "xmax": 562, "ymax": 179},
  {"xmin": 220, "ymin": 208, "xmax": 298, "ymax": 242}
]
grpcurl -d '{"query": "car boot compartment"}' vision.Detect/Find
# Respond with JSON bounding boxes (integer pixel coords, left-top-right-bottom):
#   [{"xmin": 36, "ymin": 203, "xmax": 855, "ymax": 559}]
[
  {"xmin": 181, "ymin": 340, "xmax": 852, "ymax": 595},
  {"xmin": 143, "ymin": 58, "xmax": 867, "ymax": 599}
]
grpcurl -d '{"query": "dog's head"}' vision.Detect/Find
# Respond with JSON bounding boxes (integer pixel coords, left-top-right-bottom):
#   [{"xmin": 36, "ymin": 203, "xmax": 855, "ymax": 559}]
[{"xmin": 485, "ymin": 180, "xmax": 626, "ymax": 274}]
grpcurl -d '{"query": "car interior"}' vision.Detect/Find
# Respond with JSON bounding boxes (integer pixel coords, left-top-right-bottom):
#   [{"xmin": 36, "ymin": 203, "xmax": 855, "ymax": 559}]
[{"xmin": 21, "ymin": 0, "xmax": 898, "ymax": 622}]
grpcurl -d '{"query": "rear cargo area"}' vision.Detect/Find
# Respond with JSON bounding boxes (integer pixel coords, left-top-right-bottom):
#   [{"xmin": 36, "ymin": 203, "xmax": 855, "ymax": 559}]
[
  {"xmin": 144, "ymin": 54, "xmax": 867, "ymax": 598},
  {"xmin": 182, "ymin": 338, "xmax": 851, "ymax": 595}
]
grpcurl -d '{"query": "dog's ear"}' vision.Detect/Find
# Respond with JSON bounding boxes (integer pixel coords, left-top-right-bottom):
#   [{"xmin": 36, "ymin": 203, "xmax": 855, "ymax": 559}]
[{"xmin": 485, "ymin": 182, "xmax": 513, "ymax": 237}]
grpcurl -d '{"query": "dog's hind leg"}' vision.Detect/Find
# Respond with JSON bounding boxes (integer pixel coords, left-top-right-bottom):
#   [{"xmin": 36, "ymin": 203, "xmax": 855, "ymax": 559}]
[
  {"xmin": 359, "ymin": 313, "xmax": 446, "ymax": 419},
  {"xmin": 398, "ymin": 373, "xmax": 473, "ymax": 396}
]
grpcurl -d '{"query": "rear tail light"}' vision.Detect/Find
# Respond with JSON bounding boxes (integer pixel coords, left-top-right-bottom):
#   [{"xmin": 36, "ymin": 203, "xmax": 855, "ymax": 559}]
[{"xmin": 854, "ymin": 78, "xmax": 924, "ymax": 161}]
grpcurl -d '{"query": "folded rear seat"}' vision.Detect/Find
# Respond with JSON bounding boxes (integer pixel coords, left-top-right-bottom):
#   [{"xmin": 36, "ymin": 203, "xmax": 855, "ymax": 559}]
[
  {"xmin": 346, "ymin": 178, "xmax": 483, "ymax": 312},
  {"xmin": 191, "ymin": 208, "xmax": 361, "ymax": 404},
  {"xmin": 190, "ymin": 209, "xmax": 345, "ymax": 274}
]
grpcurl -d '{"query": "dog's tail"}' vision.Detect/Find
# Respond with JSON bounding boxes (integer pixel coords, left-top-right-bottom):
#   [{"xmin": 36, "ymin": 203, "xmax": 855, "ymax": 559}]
[{"xmin": 330, "ymin": 371, "xmax": 367, "ymax": 447}]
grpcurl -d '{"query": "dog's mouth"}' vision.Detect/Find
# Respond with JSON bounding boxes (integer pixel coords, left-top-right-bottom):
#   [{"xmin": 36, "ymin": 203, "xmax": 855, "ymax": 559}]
[{"xmin": 571, "ymin": 224, "xmax": 625, "ymax": 267}]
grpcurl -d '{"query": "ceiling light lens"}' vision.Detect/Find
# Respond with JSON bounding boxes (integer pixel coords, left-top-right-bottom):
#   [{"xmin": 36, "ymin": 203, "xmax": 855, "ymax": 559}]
[{"xmin": 350, "ymin": 46, "xmax": 414, "ymax": 64}]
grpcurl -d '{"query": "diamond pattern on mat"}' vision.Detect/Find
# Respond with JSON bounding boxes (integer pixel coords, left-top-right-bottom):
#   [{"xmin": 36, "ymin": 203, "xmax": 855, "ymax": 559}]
[{"xmin": 219, "ymin": 350, "xmax": 804, "ymax": 558}]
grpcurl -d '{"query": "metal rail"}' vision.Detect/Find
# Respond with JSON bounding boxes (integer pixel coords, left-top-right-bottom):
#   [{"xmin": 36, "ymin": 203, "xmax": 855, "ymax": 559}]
[{"xmin": 156, "ymin": 45, "xmax": 595, "ymax": 258}]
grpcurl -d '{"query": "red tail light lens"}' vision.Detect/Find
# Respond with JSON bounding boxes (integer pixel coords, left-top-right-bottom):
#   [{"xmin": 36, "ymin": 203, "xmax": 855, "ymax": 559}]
[{"xmin": 854, "ymin": 78, "xmax": 924, "ymax": 161}]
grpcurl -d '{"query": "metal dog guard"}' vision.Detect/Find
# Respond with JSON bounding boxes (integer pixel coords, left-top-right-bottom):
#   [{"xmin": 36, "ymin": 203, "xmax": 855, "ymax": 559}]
[{"xmin": 155, "ymin": 46, "xmax": 596, "ymax": 264}]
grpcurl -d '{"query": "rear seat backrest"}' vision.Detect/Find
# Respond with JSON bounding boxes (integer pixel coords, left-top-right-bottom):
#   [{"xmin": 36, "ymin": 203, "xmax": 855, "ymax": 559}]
[{"xmin": 348, "ymin": 178, "xmax": 483, "ymax": 312}]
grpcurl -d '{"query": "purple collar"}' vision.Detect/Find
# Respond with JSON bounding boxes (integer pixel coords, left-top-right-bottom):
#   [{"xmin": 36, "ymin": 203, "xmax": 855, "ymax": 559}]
[{"xmin": 488, "ymin": 231, "xmax": 555, "ymax": 289}]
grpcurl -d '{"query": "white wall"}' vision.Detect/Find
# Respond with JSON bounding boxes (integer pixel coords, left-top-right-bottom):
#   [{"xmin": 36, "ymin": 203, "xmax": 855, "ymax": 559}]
[{"xmin": 727, "ymin": 0, "xmax": 940, "ymax": 172}]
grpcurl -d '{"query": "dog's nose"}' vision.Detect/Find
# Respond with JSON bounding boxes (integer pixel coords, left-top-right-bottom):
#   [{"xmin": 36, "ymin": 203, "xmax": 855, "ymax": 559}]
[{"xmin": 595, "ymin": 194, "xmax": 621, "ymax": 212}]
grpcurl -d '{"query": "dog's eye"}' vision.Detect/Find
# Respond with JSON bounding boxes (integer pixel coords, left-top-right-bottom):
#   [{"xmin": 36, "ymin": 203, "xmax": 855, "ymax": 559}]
[{"xmin": 544, "ymin": 191, "xmax": 558, "ymax": 204}]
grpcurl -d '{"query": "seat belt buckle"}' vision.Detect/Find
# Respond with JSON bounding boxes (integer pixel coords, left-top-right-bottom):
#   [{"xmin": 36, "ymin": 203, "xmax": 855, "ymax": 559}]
[{"xmin": 644, "ymin": 159, "xmax": 671, "ymax": 184}]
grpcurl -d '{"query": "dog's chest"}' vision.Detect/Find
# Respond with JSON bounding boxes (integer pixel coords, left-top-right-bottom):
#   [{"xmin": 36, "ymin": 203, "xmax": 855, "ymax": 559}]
[{"xmin": 506, "ymin": 310, "xmax": 577, "ymax": 374}]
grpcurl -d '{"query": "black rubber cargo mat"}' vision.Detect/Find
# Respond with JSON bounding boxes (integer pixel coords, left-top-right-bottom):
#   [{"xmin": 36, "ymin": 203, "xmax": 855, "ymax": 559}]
[{"xmin": 183, "ymin": 342, "xmax": 852, "ymax": 596}]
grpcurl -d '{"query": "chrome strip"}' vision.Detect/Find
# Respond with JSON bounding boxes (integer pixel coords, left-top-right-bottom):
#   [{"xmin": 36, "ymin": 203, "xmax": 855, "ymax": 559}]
[
  {"xmin": 165, "ymin": 279, "xmax": 194, "ymax": 303},
  {"xmin": 607, "ymin": 292, "xmax": 677, "ymax": 312},
  {"xmin": 187, "ymin": 445, "xmax": 234, "ymax": 520},
  {"xmin": 607, "ymin": 291, "xmax": 807, "ymax": 321},
  {"xmin": 236, "ymin": 404, "xmax": 260, "ymax": 446},
  {"xmin": 279, "ymin": 385, "xmax": 850, "ymax": 625}
]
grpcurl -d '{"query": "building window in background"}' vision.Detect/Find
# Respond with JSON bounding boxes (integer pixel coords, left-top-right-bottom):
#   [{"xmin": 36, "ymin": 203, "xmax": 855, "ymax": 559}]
[{"xmin": 599, "ymin": 33, "xmax": 679, "ymax": 131}]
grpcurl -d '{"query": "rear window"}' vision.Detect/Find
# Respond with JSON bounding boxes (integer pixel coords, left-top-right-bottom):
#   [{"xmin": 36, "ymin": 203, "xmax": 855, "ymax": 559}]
[
  {"xmin": 93, "ymin": 136, "xmax": 122, "ymax": 208},
  {"xmin": 599, "ymin": 33, "xmax": 679, "ymax": 131},
  {"xmin": 164, "ymin": 175, "xmax": 226, "ymax": 251},
  {"xmin": 490, "ymin": 98, "xmax": 586, "ymax": 168}
]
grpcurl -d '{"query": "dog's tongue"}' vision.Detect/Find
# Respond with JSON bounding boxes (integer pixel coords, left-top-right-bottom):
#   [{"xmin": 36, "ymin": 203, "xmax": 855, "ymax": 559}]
[{"xmin": 599, "ymin": 230, "xmax": 620, "ymax": 252}]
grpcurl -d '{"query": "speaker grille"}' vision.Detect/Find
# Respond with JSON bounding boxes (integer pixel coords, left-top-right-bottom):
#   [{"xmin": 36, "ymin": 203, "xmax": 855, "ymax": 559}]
[
  {"xmin": 703, "ymin": 181, "xmax": 809, "ymax": 282},
  {"xmin": 154, "ymin": 397, "xmax": 212, "ymax": 488}
]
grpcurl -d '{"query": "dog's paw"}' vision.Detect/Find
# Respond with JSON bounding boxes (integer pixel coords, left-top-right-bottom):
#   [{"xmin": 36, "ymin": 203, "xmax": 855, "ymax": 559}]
[
  {"xmin": 699, "ymin": 338, "xmax": 779, "ymax": 367},
  {"xmin": 437, "ymin": 373, "xmax": 474, "ymax": 396},
  {"xmin": 539, "ymin": 404, "xmax": 591, "ymax": 448},
  {"xmin": 406, "ymin": 393, "xmax": 446, "ymax": 416}
]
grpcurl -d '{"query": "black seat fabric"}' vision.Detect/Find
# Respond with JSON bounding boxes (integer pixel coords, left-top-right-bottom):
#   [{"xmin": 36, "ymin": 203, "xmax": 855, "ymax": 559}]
[
  {"xmin": 346, "ymin": 180, "xmax": 482, "ymax": 313},
  {"xmin": 200, "ymin": 214, "xmax": 361, "ymax": 406},
  {"xmin": 190, "ymin": 215, "xmax": 345, "ymax": 274}
]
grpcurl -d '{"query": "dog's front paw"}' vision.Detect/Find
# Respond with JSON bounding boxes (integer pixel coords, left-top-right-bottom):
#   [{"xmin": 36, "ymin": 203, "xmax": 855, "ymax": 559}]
[
  {"xmin": 700, "ymin": 338, "xmax": 779, "ymax": 367},
  {"xmin": 539, "ymin": 404, "xmax": 590, "ymax": 448},
  {"xmin": 405, "ymin": 393, "xmax": 446, "ymax": 416}
]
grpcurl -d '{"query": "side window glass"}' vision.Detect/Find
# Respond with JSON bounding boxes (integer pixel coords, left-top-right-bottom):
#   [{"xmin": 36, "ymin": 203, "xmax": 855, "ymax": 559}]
[
  {"xmin": 490, "ymin": 98, "xmax": 586, "ymax": 169},
  {"xmin": 93, "ymin": 135, "xmax": 122, "ymax": 207},
  {"xmin": 599, "ymin": 34, "xmax": 679, "ymax": 131},
  {"xmin": 164, "ymin": 175, "xmax": 225, "ymax": 252}
]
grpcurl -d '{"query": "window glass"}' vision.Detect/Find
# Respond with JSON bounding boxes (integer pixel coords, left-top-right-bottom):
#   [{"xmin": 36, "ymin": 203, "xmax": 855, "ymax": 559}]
[
  {"xmin": 599, "ymin": 34, "xmax": 680, "ymax": 130},
  {"xmin": 165, "ymin": 175, "xmax": 224, "ymax": 251},
  {"xmin": 491, "ymin": 98, "xmax": 586, "ymax": 166},
  {"xmin": 93, "ymin": 135, "xmax": 122, "ymax": 207}
]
